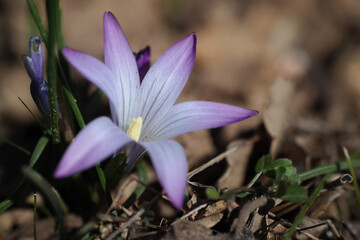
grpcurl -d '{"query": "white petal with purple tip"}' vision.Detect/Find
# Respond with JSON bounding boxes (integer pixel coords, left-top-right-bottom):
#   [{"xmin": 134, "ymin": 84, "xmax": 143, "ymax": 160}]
[
  {"xmin": 55, "ymin": 117, "xmax": 133, "ymax": 178},
  {"xmin": 148, "ymin": 101, "xmax": 258, "ymax": 141},
  {"xmin": 140, "ymin": 140, "xmax": 188, "ymax": 210},
  {"xmin": 138, "ymin": 33, "xmax": 197, "ymax": 139},
  {"xmin": 62, "ymin": 47, "xmax": 121, "ymax": 124},
  {"xmin": 103, "ymin": 12, "xmax": 140, "ymax": 130}
]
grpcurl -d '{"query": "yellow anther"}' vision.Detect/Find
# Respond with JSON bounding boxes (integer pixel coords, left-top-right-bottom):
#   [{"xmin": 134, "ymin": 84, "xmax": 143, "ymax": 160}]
[{"xmin": 127, "ymin": 117, "xmax": 143, "ymax": 142}]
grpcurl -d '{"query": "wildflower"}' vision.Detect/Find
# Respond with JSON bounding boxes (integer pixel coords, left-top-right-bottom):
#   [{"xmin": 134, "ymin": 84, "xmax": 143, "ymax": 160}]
[
  {"xmin": 54, "ymin": 12, "xmax": 258, "ymax": 209},
  {"xmin": 22, "ymin": 37, "xmax": 60, "ymax": 116}
]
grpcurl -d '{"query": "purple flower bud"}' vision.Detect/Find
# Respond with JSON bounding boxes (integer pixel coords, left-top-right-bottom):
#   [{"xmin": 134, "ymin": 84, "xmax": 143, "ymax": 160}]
[
  {"xmin": 22, "ymin": 37, "xmax": 60, "ymax": 116},
  {"xmin": 134, "ymin": 46, "xmax": 150, "ymax": 83}
]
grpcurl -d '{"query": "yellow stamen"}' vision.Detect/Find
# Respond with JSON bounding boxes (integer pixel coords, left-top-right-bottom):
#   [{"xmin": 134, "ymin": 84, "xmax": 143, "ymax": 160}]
[{"xmin": 127, "ymin": 117, "xmax": 143, "ymax": 142}]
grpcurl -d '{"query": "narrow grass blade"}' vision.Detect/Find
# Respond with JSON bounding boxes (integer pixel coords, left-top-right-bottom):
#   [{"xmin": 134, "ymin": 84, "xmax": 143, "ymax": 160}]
[
  {"xmin": 299, "ymin": 159, "xmax": 360, "ymax": 181},
  {"xmin": 96, "ymin": 163, "xmax": 112, "ymax": 205},
  {"xmin": 26, "ymin": 0, "xmax": 48, "ymax": 46},
  {"xmin": 343, "ymin": 147, "xmax": 360, "ymax": 210},
  {"xmin": 281, "ymin": 172, "xmax": 332, "ymax": 240},
  {"xmin": 30, "ymin": 135, "xmax": 50, "ymax": 168},
  {"xmin": 63, "ymin": 87, "xmax": 85, "ymax": 128},
  {"xmin": 0, "ymin": 136, "xmax": 30, "ymax": 155},
  {"xmin": 18, "ymin": 97, "xmax": 45, "ymax": 130},
  {"xmin": 0, "ymin": 134, "xmax": 49, "ymax": 214},
  {"xmin": 22, "ymin": 167, "xmax": 66, "ymax": 230},
  {"xmin": 0, "ymin": 200, "xmax": 13, "ymax": 213}
]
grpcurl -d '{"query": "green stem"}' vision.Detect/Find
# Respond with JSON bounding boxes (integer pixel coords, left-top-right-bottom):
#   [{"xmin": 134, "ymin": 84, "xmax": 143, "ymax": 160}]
[
  {"xmin": 26, "ymin": 0, "xmax": 48, "ymax": 46},
  {"xmin": 299, "ymin": 159, "xmax": 360, "ymax": 181},
  {"xmin": 282, "ymin": 173, "xmax": 332, "ymax": 240},
  {"xmin": 46, "ymin": 0, "xmax": 60, "ymax": 143}
]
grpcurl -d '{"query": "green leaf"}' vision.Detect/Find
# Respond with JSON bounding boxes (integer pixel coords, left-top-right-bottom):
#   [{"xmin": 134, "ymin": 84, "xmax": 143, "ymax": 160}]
[
  {"xmin": 206, "ymin": 187, "xmax": 220, "ymax": 200},
  {"xmin": 276, "ymin": 182, "xmax": 307, "ymax": 202},
  {"xmin": 237, "ymin": 192, "xmax": 251, "ymax": 198},
  {"xmin": 255, "ymin": 155, "xmax": 272, "ymax": 173},
  {"xmin": 273, "ymin": 158, "xmax": 292, "ymax": 168}
]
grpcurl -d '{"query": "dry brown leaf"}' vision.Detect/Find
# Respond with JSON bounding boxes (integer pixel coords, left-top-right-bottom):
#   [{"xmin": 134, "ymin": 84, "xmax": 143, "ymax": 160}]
[
  {"xmin": 217, "ymin": 139, "xmax": 254, "ymax": 190},
  {"xmin": 162, "ymin": 220, "xmax": 228, "ymax": 240},
  {"xmin": 195, "ymin": 200, "xmax": 227, "ymax": 228},
  {"xmin": 266, "ymin": 217, "xmax": 289, "ymax": 240},
  {"xmin": 263, "ymin": 77, "xmax": 295, "ymax": 156},
  {"xmin": 308, "ymin": 188, "xmax": 346, "ymax": 219},
  {"xmin": 233, "ymin": 197, "xmax": 268, "ymax": 238}
]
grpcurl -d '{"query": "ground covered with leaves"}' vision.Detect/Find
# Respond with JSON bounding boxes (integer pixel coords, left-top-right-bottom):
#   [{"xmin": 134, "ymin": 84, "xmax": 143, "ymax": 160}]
[{"xmin": 1, "ymin": 0, "xmax": 360, "ymax": 239}]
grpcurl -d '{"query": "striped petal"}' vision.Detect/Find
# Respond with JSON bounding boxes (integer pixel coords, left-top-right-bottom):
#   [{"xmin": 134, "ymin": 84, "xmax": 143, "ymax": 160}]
[
  {"xmin": 103, "ymin": 12, "xmax": 140, "ymax": 130},
  {"xmin": 55, "ymin": 117, "xmax": 133, "ymax": 178},
  {"xmin": 140, "ymin": 140, "xmax": 188, "ymax": 209},
  {"xmin": 148, "ymin": 101, "xmax": 258, "ymax": 140},
  {"xmin": 62, "ymin": 47, "xmax": 121, "ymax": 124},
  {"xmin": 138, "ymin": 33, "xmax": 196, "ymax": 139}
]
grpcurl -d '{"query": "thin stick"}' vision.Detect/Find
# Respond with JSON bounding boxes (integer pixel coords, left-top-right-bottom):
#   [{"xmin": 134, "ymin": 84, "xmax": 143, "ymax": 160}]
[
  {"xmin": 188, "ymin": 144, "xmax": 240, "ymax": 179},
  {"xmin": 171, "ymin": 203, "xmax": 208, "ymax": 226},
  {"xmin": 188, "ymin": 137, "xmax": 258, "ymax": 180},
  {"xmin": 105, "ymin": 197, "xmax": 158, "ymax": 240}
]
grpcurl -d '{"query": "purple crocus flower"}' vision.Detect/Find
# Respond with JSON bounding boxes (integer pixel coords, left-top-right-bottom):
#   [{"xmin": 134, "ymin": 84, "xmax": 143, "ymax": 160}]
[
  {"xmin": 134, "ymin": 46, "xmax": 150, "ymax": 83},
  {"xmin": 22, "ymin": 37, "xmax": 60, "ymax": 116},
  {"xmin": 54, "ymin": 12, "xmax": 258, "ymax": 209}
]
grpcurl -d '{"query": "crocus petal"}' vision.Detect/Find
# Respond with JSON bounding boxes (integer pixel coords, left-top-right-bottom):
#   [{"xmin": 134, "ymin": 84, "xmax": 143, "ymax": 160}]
[
  {"xmin": 135, "ymin": 46, "xmax": 150, "ymax": 83},
  {"xmin": 29, "ymin": 37, "xmax": 43, "ymax": 81},
  {"xmin": 55, "ymin": 116, "xmax": 133, "ymax": 178},
  {"xmin": 103, "ymin": 12, "xmax": 140, "ymax": 130},
  {"xmin": 140, "ymin": 140, "xmax": 188, "ymax": 209},
  {"xmin": 123, "ymin": 143, "xmax": 146, "ymax": 173},
  {"xmin": 138, "ymin": 33, "xmax": 196, "ymax": 136},
  {"xmin": 62, "ymin": 47, "xmax": 121, "ymax": 124},
  {"xmin": 30, "ymin": 81, "xmax": 50, "ymax": 116},
  {"xmin": 23, "ymin": 37, "xmax": 43, "ymax": 82},
  {"xmin": 148, "ymin": 101, "xmax": 258, "ymax": 140}
]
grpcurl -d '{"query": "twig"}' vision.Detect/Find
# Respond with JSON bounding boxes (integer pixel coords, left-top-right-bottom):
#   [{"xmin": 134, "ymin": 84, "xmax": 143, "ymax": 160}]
[
  {"xmin": 188, "ymin": 138, "xmax": 257, "ymax": 180},
  {"xmin": 105, "ymin": 197, "xmax": 158, "ymax": 240},
  {"xmin": 171, "ymin": 203, "xmax": 208, "ymax": 226},
  {"xmin": 267, "ymin": 212, "xmax": 320, "ymax": 240}
]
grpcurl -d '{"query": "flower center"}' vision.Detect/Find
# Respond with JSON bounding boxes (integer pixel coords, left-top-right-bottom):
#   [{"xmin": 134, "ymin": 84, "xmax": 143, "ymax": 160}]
[{"xmin": 126, "ymin": 117, "xmax": 143, "ymax": 142}]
